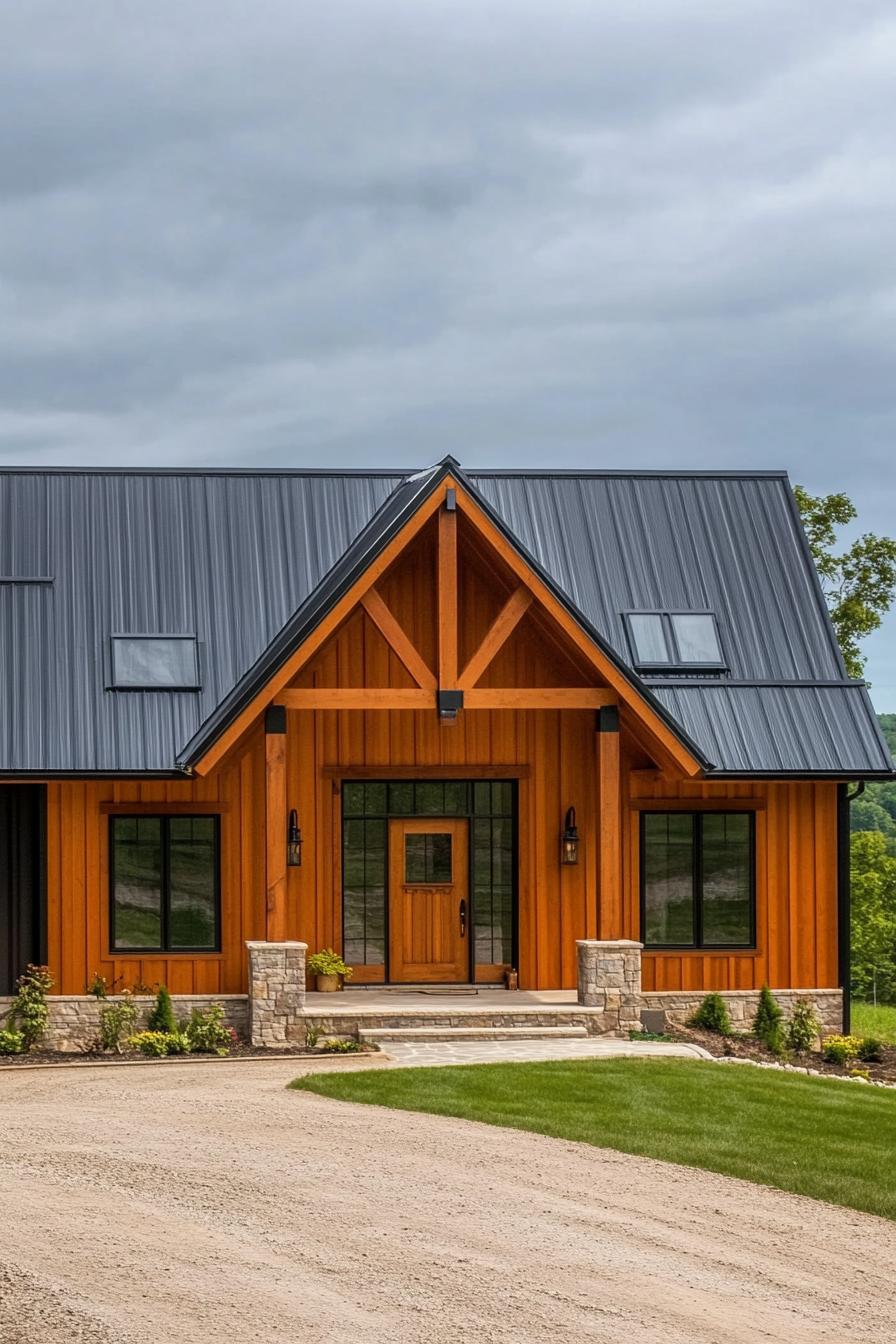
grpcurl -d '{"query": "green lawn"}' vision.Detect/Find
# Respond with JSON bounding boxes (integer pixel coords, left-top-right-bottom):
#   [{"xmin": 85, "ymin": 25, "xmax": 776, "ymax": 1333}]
[
  {"xmin": 294, "ymin": 1058, "xmax": 896, "ymax": 1220},
  {"xmin": 852, "ymin": 1001, "xmax": 896, "ymax": 1043}
]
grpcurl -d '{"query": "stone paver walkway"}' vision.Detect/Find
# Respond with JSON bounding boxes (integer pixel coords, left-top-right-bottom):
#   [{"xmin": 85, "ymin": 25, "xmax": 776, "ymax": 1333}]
[{"xmin": 378, "ymin": 1037, "xmax": 712, "ymax": 1067}]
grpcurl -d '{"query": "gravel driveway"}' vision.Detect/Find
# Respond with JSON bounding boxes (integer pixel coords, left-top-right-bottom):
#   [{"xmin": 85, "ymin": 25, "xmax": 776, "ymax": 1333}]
[{"xmin": 1, "ymin": 1057, "xmax": 895, "ymax": 1344}]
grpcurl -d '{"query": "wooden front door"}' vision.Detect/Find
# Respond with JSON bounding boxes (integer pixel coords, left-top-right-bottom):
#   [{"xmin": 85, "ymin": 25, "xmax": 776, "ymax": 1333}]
[{"xmin": 388, "ymin": 818, "xmax": 469, "ymax": 983}]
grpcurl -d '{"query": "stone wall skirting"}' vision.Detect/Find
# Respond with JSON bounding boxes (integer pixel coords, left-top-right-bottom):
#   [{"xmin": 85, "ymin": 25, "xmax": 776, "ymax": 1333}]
[
  {"xmin": 0, "ymin": 994, "xmax": 249, "ymax": 1053},
  {"xmin": 642, "ymin": 988, "xmax": 844, "ymax": 1033}
]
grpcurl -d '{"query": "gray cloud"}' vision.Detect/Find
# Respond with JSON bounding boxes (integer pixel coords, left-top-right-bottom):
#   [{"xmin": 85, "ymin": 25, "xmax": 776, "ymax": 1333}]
[{"xmin": 2, "ymin": 1, "xmax": 895, "ymax": 701}]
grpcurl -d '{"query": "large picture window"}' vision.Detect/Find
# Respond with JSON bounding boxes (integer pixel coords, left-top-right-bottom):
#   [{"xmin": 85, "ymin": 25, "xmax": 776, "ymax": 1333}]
[
  {"xmin": 641, "ymin": 811, "xmax": 754, "ymax": 949},
  {"xmin": 110, "ymin": 815, "xmax": 220, "ymax": 952}
]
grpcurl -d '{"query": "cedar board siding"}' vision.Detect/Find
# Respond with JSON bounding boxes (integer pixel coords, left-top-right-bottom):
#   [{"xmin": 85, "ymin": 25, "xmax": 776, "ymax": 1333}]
[{"xmin": 41, "ymin": 762, "xmax": 838, "ymax": 995}]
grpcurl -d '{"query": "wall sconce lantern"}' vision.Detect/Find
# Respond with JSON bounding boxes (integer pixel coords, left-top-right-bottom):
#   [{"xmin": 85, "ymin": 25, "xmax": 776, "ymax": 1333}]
[
  {"xmin": 560, "ymin": 806, "xmax": 579, "ymax": 866},
  {"xmin": 287, "ymin": 808, "xmax": 303, "ymax": 867}
]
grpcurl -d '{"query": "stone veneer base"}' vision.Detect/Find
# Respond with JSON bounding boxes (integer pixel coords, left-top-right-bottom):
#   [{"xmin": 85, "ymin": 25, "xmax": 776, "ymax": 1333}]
[
  {"xmin": 0, "ymin": 995, "xmax": 249, "ymax": 1053},
  {"xmin": 641, "ymin": 989, "xmax": 844, "ymax": 1034}
]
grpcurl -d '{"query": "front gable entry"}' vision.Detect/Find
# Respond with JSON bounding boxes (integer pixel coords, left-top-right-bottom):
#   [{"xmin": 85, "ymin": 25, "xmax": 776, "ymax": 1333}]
[{"xmin": 188, "ymin": 472, "xmax": 706, "ymax": 780}]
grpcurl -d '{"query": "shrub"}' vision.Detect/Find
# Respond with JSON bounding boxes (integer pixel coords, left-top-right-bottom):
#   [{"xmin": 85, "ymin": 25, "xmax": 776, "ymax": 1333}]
[
  {"xmin": 322, "ymin": 1037, "xmax": 363, "ymax": 1053},
  {"xmin": 9, "ymin": 964, "xmax": 54, "ymax": 1050},
  {"xmin": 784, "ymin": 999, "xmax": 821, "ymax": 1054},
  {"xmin": 857, "ymin": 1036, "xmax": 885, "ymax": 1063},
  {"xmin": 99, "ymin": 993, "xmax": 140, "ymax": 1053},
  {"xmin": 85, "ymin": 972, "xmax": 109, "ymax": 999},
  {"xmin": 306, "ymin": 949, "xmax": 353, "ymax": 980},
  {"xmin": 147, "ymin": 986, "xmax": 176, "ymax": 1035},
  {"xmin": 128, "ymin": 1030, "xmax": 191, "ymax": 1058},
  {"xmin": 0, "ymin": 1028, "xmax": 25, "ymax": 1055},
  {"xmin": 752, "ymin": 985, "xmax": 784, "ymax": 1054},
  {"xmin": 687, "ymin": 993, "xmax": 732, "ymax": 1036},
  {"xmin": 822, "ymin": 1034, "xmax": 862, "ymax": 1065},
  {"xmin": 184, "ymin": 1004, "xmax": 232, "ymax": 1055}
]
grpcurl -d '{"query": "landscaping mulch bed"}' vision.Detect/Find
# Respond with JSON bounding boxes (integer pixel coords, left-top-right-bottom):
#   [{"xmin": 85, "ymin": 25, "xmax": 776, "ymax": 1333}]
[
  {"xmin": 670, "ymin": 1022, "xmax": 896, "ymax": 1083},
  {"xmin": 0, "ymin": 1041, "xmax": 378, "ymax": 1068}
]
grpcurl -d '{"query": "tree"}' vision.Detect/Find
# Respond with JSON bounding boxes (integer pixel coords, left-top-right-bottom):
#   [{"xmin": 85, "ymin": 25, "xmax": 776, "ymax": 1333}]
[
  {"xmin": 794, "ymin": 486, "xmax": 896, "ymax": 680},
  {"xmin": 850, "ymin": 831, "xmax": 896, "ymax": 1003}
]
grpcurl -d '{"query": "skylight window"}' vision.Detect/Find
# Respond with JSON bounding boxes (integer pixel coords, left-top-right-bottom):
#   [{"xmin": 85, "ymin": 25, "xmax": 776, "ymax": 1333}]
[
  {"xmin": 110, "ymin": 636, "xmax": 200, "ymax": 690},
  {"xmin": 624, "ymin": 612, "xmax": 725, "ymax": 670}
]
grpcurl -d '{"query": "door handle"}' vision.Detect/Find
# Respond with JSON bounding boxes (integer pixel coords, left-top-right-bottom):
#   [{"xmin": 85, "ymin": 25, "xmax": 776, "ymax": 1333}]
[{"xmin": 459, "ymin": 898, "xmax": 467, "ymax": 937}]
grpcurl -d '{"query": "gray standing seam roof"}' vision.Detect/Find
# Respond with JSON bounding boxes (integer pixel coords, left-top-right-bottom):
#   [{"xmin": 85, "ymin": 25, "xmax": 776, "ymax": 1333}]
[{"xmin": 0, "ymin": 461, "xmax": 891, "ymax": 777}]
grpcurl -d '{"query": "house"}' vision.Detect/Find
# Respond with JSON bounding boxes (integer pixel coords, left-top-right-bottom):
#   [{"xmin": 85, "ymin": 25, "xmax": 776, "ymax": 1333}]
[{"xmin": 0, "ymin": 457, "xmax": 892, "ymax": 1045}]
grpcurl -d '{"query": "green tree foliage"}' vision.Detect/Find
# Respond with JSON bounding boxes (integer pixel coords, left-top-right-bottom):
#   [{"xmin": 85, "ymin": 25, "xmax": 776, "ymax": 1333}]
[
  {"xmin": 851, "ymin": 831, "xmax": 896, "ymax": 1003},
  {"xmin": 794, "ymin": 486, "xmax": 896, "ymax": 681}
]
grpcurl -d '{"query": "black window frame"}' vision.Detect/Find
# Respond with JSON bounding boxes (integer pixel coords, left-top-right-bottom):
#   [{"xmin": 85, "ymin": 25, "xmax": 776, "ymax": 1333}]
[
  {"xmin": 623, "ymin": 610, "xmax": 727, "ymax": 672},
  {"xmin": 639, "ymin": 810, "xmax": 756, "ymax": 951},
  {"xmin": 107, "ymin": 634, "xmax": 202, "ymax": 691},
  {"xmin": 109, "ymin": 813, "xmax": 221, "ymax": 954}
]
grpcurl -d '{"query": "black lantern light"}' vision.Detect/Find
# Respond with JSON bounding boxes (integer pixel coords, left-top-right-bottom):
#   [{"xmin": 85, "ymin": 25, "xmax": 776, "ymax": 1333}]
[
  {"xmin": 560, "ymin": 806, "xmax": 579, "ymax": 865},
  {"xmin": 287, "ymin": 808, "xmax": 303, "ymax": 867}
]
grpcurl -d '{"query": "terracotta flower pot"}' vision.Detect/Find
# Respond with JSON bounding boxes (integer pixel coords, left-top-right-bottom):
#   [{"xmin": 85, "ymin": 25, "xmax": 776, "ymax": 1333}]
[{"xmin": 315, "ymin": 973, "xmax": 342, "ymax": 993}]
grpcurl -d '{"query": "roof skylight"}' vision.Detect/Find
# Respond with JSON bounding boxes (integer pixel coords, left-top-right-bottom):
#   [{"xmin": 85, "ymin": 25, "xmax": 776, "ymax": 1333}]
[
  {"xmin": 624, "ymin": 612, "xmax": 724, "ymax": 670},
  {"xmin": 110, "ymin": 636, "xmax": 200, "ymax": 690}
]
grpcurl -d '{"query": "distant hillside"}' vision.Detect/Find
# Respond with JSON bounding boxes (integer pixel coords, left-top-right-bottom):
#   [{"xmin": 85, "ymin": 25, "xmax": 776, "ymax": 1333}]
[
  {"xmin": 851, "ymin": 714, "xmax": 896, "ymax": 846},
  {"xmin": 879, "ymin": 714, "xmax": 896, "ymax": 757}
]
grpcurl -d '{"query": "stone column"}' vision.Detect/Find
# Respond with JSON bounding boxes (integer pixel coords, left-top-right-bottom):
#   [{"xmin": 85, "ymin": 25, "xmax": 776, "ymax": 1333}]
[
  {"xmin": 247, "ymin": 941, "xmax": 307, "ymax": 1047},
  {"xmin": 576, "ymin": 939, "xmax": 643, "ymax": 1035}
]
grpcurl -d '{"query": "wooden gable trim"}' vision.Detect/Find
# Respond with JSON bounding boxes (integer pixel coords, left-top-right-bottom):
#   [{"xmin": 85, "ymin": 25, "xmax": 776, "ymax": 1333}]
[
  {"xmin": 360, "ymin": 589, "xmax": 436, "ymax": 690},
  {"xmin": 459, "ymin": 586, "xmax": 532, "ymax": 689},
  {"xmin": 189, "ymin": 472, "xmax": 705, "ymax": 779}
]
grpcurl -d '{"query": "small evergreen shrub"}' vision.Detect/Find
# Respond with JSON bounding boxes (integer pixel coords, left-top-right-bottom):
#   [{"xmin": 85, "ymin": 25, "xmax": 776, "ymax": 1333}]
[
  {"xmin": 128, "ymin": 1030, "xmax": 191, "ymax": 1057},
  {"xmin": 822, "ymin": 1034, "xmax": 862, "ymax": 1065},
  {"xmin": 0, "ymin": 1028, "xmax": 25, "ymax": 1055},
  {"xmin": 99, "ymin": 994, "xmax": 139, "ymax": 1053},
  {"xmin": 687, "ymin": 993, "xmax": 732, "ymax": 1036},
  {"xmin": 9, "ymin": 964, "xmax": 54, "ymax": 1050},
  {"xmin": 857, "ymin": 1036, "xmax": 884, "ymax": 1063},
  {"xmin": 184, "ymin": 1004, "xmax": 233, "ymax": 1055},
  {"xmin": 147, "ymin": 986, "xmax": 176, "ymax": 1035},
  {"xmin": 322, "ymin": 1037, "xmax": 363, "ymax": 1053},
  {"xmin": 752, "ymin": 985, "xmax": 784, "ymax": 1054},
  {"xmin": 784, "ymin": 999, "xmax": 820, "ymax": 1054}
]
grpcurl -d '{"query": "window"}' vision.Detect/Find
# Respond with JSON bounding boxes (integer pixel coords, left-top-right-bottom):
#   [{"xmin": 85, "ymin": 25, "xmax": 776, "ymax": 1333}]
[
  {"xmin": 405, "ymin": 833, "xmax": 452, "ymax": 883},
  {"xmin": 624, "ymin": 612, "xmax": 725, "ymax": 669},
  {"xmin": 110, "ymin": 815, "xmax": 220, "ymax": 951},
  {"xmin": 641, "ymin": 811, "xmax": 754, "ymax": 948},
  {"xmin": 110, "ymin": 636, "xmax": 200, "ymax": 689}
]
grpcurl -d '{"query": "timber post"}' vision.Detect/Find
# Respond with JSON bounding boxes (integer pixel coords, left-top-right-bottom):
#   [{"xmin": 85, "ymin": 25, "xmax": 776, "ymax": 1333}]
[
  {"xmin": 596, "ymin": 705, "xmax": 622, "ymax": 937},
  {"xmin": 264, "ymin": 704, "xmax": 288, "ymax": 941}
]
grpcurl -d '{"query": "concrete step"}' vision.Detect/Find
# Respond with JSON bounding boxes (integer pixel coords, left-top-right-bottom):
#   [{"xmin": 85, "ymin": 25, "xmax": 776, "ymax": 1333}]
[{"xmin": 359, "ymin": 1025, "xmax": 590, "ymax": 1043}]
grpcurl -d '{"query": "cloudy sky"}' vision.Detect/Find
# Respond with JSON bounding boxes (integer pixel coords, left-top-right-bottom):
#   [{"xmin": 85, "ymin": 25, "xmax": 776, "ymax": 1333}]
[{"xmin": 4, "ymin": 3, "xmax": 896, "ymax": 705}]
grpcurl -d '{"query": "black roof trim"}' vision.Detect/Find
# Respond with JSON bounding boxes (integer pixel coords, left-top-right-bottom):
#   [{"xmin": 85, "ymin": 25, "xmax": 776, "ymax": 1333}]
[
  {"xmin": 642, "ymin": 678, "xmax": 864, "ymax": 689},
  {"xmin": 0, "ymin": 465, "xmax": 789, "ymax": 481},
  {"xmin": 177, "ymin": 459, "xmax": 714, "ymax": 772},
  {"xmin": 707, "ymin": 770, "xmax": 896, "ymax": 781}
]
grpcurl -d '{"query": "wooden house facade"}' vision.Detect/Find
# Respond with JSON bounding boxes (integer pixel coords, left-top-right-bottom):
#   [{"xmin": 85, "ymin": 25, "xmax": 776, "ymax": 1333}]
[{"xmin": 0, "ymin": 460, "xmax": 892, "ymax": 1024}]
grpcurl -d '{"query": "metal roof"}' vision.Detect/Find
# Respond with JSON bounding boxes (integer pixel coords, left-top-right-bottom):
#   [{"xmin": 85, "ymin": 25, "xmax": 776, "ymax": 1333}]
[{"xmin": 0, "ymin": 460, "xmax": 891, "ymax": 776}]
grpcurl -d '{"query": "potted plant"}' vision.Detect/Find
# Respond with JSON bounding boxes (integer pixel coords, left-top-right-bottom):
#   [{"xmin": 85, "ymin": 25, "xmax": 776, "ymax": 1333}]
[{"xmin": 307, "ymin": 948, "xmax": 352, "ymax": 992}]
